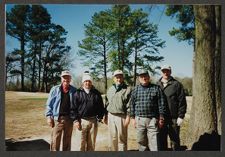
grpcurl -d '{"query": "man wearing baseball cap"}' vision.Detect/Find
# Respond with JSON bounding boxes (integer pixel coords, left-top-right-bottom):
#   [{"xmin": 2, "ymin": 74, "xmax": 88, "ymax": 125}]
[
  {"xmin": 105, "ymin": 70, "xmax": 132, "ymax": 151},
  {"xmin": 157, "ymin": 65, "xmax": 187, "ymax": 150},
  {"xmin": 130, "ymin": 69, "xmax": 166, "ymax": 151},
  {"xmin": 72, "ymin": 72, "xmax": 105, "ymax": 151},
  {"xmin": 45, "ymin": 70, "xmax": 76, "ymax": 151}
]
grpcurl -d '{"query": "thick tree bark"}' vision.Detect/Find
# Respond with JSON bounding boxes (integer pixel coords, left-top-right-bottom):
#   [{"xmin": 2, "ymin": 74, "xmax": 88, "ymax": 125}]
[
  {"xmin": 187, "ymin": 5, "xmax": 217, "ymax": 148},
  {"xmin": 215, "ymin": 5, "xmax": 221, "ymax": 135}
]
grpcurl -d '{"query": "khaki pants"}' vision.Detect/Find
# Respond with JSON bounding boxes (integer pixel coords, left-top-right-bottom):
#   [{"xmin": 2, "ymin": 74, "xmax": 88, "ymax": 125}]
[
  {"xmin": 135, "ymin": 117, "xmax": 159, "ymax": 151},
  {"xmin": 50, "ymin": 116, "xmax": 73, "ymax": 151},
  {"xmin": 108, "ymin": 112, "xmax": 128, "ymax": 151},
  {"xmin": 76, "ymin": 117, "xmax": 98, "ymax": 151}
]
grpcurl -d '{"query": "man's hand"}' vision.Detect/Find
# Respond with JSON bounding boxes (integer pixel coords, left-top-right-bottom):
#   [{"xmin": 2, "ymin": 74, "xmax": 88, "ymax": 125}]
[
  {"xmin": 103, "ymin": 115, "xmax": 108, "ymax": 125},
  {"xmin": 47, "ymin": 117, "xmax": 54, "ymax": 128},
  {"xmin": 131, "ymin": 118, "xmax": 136, "ymax": 128},
  {"xmin": 124, "ymin": 115, "xmax": 130, "ymax": 127},
  {"xmin": 177, "ymin": 117, "xmax": 183, "ymax": 126},
  {"xmin": 74, "ymin": 121, "xmax": 82, "ymax": 130},
  {"xmin": 158, "ymin": 118, "xmax": 164, "ymax": 129}
]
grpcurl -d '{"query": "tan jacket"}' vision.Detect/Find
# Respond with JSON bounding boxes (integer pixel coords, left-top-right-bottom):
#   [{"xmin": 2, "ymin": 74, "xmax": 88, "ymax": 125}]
[{"xmin": 106, "ymin": 83, "xmax": 132, "ymax": 115}]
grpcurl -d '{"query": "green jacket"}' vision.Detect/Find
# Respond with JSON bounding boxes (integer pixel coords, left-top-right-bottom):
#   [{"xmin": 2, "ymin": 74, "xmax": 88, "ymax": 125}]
[{"xmin": 106, "ymin": 83, "xmax": 132, "ymax": 115}]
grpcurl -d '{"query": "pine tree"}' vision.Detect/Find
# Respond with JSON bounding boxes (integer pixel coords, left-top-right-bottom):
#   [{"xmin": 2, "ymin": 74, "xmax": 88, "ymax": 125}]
[
  {"xmin": 6, "ymin": 5, "xmax": 30, "ymax": 90},
  {"xmin": 78, "ymin": 11, "xmax": 112, "ymax": 93}
]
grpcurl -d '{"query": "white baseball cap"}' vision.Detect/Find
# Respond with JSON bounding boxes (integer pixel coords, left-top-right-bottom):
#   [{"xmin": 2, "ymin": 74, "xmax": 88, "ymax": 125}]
[
  {"xmin": 61, "ymin": 70, "xmax": 71, "ymax": 77},
  {"xmin": 113, "ymin": 70, "xmax": 123, "ymax": 76},
  {"xmin": 161, "ymin": 65, "xmax": 171, "ymax": 71},
  {"xmin": 138, "ymin": 69, "xmax": 149, "ymax": 76}
]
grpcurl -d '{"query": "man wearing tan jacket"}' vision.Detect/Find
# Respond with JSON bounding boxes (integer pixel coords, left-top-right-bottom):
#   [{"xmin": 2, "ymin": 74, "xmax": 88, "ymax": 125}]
[{"xmin": 105, "ymin": 70, "xmax": 132, "ymax": 151}]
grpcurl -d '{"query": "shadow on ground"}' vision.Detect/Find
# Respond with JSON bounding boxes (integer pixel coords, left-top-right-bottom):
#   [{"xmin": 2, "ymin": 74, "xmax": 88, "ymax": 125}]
[
  {"xmin": 128, "ymin": 145, "xmax": 187, "ymax": 151},
  {"xmin": 191, "ymin": 131, "xmax": 220, "ymax": 151},
  {"xmin": 5, "ymin": 138, "xmax": 49, "ymax": 151}
]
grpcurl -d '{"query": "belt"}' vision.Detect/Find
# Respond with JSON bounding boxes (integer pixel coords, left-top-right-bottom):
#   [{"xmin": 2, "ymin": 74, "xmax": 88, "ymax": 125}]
[
  {"xmin": 82, "ymin": 116, "xmax": 96, "ymax": 120},
  {"xmin": 110, "ymin": 112, "xmax": 125, "ymax": 116}
]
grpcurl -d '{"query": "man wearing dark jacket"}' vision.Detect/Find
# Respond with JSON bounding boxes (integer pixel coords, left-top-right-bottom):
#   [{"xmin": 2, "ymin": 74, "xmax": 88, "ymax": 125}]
[
  {"xmin": 157, "ymin": 65, "xmax": 187, "ymax": 151},
  {"xmin": 72, "ymin": 72, "xmax": 105, "ymax": 151}
]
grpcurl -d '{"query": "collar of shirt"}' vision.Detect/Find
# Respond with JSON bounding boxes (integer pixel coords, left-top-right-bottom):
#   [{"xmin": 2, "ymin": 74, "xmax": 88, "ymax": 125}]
[
  {"xmin": 61, "ymin": 84, "xmax": 70, "ymax": 93},
  {"xmin": 83, "ymin": 88, "xmax": 90, "ymax": 94},
  {"xmin": 113, "ymin": 83, "xmax": 126, "ymax": 92}
]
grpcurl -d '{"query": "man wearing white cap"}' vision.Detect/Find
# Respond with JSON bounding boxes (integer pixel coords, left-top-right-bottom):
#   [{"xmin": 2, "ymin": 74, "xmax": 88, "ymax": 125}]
[
  {"xmin": 157, "ymin": 65, "xmax": 187, "ymax": 150},
  {"xmin": 45, "ymin": 70, "xmax": 76, "ymax": 151},
  {"xmin": 72, "ymin": 72, "xmax": 105, "ymax": 151},
  {"xmin": 105, "ymin": 69, "xmax": 132, "ymax": 151}
]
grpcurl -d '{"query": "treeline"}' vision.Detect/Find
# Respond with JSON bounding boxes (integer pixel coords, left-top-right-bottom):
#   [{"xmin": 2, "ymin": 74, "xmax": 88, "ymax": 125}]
[
  {"xmin": 78, "ymin": 5, "xmax": 166, "ymax": 93},
  {"xmin": 6, "ymin": 5, "xmax": 72, "ymax": 92},
  {"xmin": 6, "ymin": 5, "xmax": 166, "ymax": 93}
]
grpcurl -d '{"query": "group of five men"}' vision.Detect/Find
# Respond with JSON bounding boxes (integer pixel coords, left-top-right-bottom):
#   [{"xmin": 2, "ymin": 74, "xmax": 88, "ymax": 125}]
[{"xmin": 45, "ymin": 65, "xmax": 187, "ymax": 151}]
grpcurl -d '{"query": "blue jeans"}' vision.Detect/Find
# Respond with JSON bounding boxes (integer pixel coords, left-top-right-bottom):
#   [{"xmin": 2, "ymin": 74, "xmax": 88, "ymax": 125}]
[{"xmin": 135, "ymin": 117, "xmax": 159, "ymax": 151}]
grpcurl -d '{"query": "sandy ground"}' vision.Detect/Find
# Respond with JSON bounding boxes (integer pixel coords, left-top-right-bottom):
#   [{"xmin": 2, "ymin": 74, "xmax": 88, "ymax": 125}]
[
  {"xmin": 20, "ymin": 124, "xmax": 137, "ymax": 151},
  {"xmin": 5, "ymin": 91, "xmax": 192, "ymax": 151}
]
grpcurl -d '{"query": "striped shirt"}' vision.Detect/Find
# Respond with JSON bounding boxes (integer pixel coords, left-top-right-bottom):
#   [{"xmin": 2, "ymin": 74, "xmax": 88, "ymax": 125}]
[{"xmin": 130, "ymin": 83, "xmax": 166, "ymax": 118}]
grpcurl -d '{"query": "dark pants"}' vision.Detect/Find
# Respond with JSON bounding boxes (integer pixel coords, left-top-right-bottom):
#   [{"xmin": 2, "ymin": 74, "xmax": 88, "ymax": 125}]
[{"xmin": 159, "ymin": 119, "xmax": 180, "ymax": 151}]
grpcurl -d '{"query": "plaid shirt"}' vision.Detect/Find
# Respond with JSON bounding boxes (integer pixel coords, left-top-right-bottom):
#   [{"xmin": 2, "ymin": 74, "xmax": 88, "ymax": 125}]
[{"xmin": 130, "ymin": 83, "xmax": 166, "ymax": 118}]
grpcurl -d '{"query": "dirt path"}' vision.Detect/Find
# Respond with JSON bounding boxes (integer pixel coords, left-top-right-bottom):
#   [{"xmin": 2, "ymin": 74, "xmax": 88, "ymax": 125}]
[{"xmin": 6, "ymin": 123, "xmax": 137, "ymax": 151}]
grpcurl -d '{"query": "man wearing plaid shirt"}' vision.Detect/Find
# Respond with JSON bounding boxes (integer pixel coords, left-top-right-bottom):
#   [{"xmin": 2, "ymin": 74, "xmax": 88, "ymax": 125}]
[{"xmin": 130, "ymin": 69, "xmax": 166, "ymax": 151}]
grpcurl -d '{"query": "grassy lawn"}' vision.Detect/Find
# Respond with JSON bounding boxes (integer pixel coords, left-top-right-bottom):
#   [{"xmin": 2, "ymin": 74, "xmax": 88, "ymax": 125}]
[
  {"xmin": 5, "ymin": 91, "xmax": 50, "ymax": 139},
  {"xmin": 5, "ymin": 91, "xmax": 191, "ymax": 150}
]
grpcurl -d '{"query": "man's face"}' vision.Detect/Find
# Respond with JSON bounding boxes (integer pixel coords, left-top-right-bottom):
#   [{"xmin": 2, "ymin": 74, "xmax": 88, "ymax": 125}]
[
  {"xmin": 61, "ymin": 75, "xmax": 71, "ymax": 87},
  {"xmin": 162, "ymin": 69, "xmax": 171, "ymax": 80},
  {"xmin": 114, "ymin": 74, "xmax": 124, "ymax": 85},
  {"xmin": 139, "ymin": 74, "xmax": 150, "ymax": 86},
  {"xmin": 83, "ymin": 80, "xmax": 92, "ymax": 89}
]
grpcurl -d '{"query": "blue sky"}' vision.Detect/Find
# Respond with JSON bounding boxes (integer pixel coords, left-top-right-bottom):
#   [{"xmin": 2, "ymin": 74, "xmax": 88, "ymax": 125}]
[{"xmin": 6, "ymin": 4, "xmax": 194, "ymax": 78}]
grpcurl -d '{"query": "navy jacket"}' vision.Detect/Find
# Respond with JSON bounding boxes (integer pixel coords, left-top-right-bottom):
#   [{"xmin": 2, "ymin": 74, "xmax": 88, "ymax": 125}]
[{"xmin": 72, "ymin": 87, "xmax": 105, "ymax": 121}]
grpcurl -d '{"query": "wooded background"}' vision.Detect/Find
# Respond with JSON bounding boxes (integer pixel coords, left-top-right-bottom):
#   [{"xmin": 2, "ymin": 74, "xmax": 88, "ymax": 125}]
[{"xmin": 5, "ymin": 4, "xmax": 221, "ymax": 150}]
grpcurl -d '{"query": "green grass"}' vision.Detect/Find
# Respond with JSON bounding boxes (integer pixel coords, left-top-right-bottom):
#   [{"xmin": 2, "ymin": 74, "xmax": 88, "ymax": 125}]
[{"xmin": 20, "ymin": 98, "xmax": 47, "ymax": 101}]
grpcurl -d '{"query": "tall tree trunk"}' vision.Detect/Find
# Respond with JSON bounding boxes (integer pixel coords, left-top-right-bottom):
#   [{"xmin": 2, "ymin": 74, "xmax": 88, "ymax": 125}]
[
  {"xmin": 31, "ymin": 58, "xmax": 36, "ymax": 92},
  {"xmin": 5, "ymin": 64, "xmax": 8, "ymax": 85},
  {"xmin": 121, "ymin": 44, "xmax": 124, "ymax": 71},
  {"xmin": 187, "ymin": 5, "xmax": 218, "ymax": 149},
  {"xmin": 31, "ymin": 44, "xmax": 37, "ymax": 92},
  {"xmin": 38, "ymin": 42, "xmax": 42, "ymax": 91},
  {"xmin": 133, "ymin": 40, "xmax": 138, "ymax": 86},
  {"xmin": 41, "ymin": 60, "xmax": 47, "ymax": 92},
  {"xmin": 121, "ymin": 38, "xmax": 125, "ymax": 71},
  {"xmin": 103, "ymin": 44, "xmax": 107, "ymax": 93},
  {"xmin": 215, "ymin": 5, "xmax": 221, "ymax": 135},
  {"xmin": 20, "ymin": 38, "xmax": 25, "ymax": 91},
  {"xmin": 117, "ymin": 39, "xmax": 121, "ymax": 70}
]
